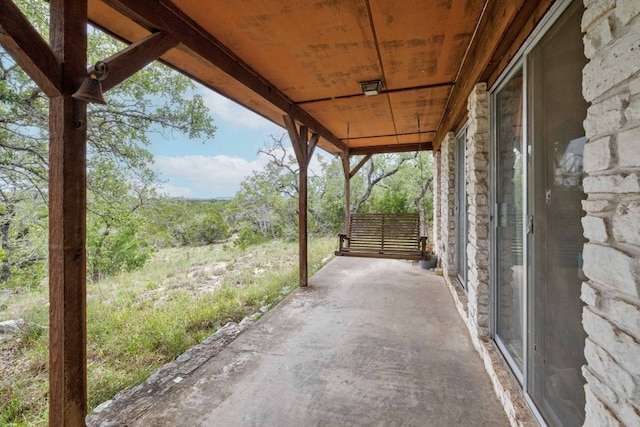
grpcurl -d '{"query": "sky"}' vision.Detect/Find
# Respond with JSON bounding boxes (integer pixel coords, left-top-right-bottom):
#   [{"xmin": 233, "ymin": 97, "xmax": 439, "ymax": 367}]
[{"xmin": 148, "ymin": 85, "xmax": 285, "ymax": 199}]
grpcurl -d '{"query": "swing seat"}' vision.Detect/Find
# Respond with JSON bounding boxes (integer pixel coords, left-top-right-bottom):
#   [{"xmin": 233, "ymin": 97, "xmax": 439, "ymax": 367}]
[{"xmin": 335, "ymin": 213, "xmax": 430, "ymax": 260}]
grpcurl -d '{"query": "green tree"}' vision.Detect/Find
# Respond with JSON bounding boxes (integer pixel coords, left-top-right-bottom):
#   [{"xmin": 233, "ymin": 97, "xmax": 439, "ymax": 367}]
[
  {"xmin": 1, "ymin": 0, "xmax": 217, "ymax": 285},
  {"xmin": 228, "ymin": 135, "xmax": 433, "ymax": 246}
]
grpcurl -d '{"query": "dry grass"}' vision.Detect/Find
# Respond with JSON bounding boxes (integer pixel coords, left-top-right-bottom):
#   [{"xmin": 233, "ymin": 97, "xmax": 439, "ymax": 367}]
[{"xmin": 0, "ymin": 237, "xmax": 336, "ymax": 426}]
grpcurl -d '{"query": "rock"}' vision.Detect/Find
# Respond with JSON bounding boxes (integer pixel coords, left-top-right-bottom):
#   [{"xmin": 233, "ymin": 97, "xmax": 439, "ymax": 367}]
[{"xmin": 0, "ymin": 319, "xmax": 25, "ymax": 334}]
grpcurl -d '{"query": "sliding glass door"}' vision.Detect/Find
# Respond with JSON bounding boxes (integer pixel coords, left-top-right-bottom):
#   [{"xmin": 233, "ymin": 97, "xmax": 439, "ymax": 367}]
[
  {"xmin": 527, "ymin": 2, "xmax": 588, "ymax": 425},
  {"xmin": 494, "ymin": 69, "xmax": 525, "ymax": 374},
  {"xmin": 455, "ymin": 126, "xmax": 468, "ymax": 290},
  {"xmin": 492, "ymin": 1, "xmax": 587, "ymax": 425}
]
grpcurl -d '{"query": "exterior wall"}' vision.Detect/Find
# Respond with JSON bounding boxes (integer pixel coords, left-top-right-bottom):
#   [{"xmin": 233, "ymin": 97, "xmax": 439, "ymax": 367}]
[
  {"xmin": 439, "ymin": 82, "xmax": 537, "ymax": 427},
  {"xmin": 580, "ymin": 1, "xmax": 640, "ymax": 425},
  {"xmin": 433, "ymin": 151, "xmax": 442, "ymax": 255},
  {"xmin": 433, "ymin": 3, "xmax": 640, "ymax": 426},
  {"xmin": 465, "ymin": 83, "xmax": 491, "ymax": 340},
  {"xmin": 439, "ymin": 132, "xmax": 456, "ymax": 276}
]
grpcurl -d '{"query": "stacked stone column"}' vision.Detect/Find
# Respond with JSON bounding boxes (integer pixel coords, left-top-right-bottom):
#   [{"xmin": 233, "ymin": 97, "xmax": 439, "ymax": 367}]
[
  {"xmin": 466, "ymin": 83, "xmax": 491, "ymax": 339},
  {"xmin": 439, "ymin": 132, "xmax": 457, "ymax": 276},
  {"xmin": 433, "ymin": 151, "xmax": 442, "ymax": 255},
  {"xmin": 580, "ymin": 1, "xmax": 640, "ymax": 425}
]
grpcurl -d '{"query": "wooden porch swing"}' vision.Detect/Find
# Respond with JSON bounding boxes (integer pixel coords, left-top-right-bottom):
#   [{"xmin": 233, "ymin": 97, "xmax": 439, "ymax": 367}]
[
  {"xmin": 335, "ymin": 212, "xmax": 429, "ymax": 260},
  {"xmin": 335, "ymin": 117, "xmax": 431, "ymax": 261}
]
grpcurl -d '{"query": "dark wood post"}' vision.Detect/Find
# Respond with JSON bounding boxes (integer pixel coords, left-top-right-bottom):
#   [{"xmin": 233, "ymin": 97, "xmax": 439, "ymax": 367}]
[
  {"xmin": 298, "ymin": 154, "xmax": 309, "ymax": 285},
  {"xmin": 49, "ymin": 0, "xmax": 88, "ymax": 425},
  {"xmin": 340, "ymin": 152, "xmax": 351, "ymax": 235},
  {"xmin": 284, "ymin": 115, "xmax": 318, "ymax": 287}
]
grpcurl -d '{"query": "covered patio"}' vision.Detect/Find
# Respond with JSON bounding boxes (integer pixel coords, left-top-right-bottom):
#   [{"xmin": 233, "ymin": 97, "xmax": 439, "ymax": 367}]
[
  {"xmin": 2, "ymin": 0, "xmax": 639, "ymax": 425},
  {"xmin": 88, "ymin": 257, "xmax": 509, "ymax": 427}
]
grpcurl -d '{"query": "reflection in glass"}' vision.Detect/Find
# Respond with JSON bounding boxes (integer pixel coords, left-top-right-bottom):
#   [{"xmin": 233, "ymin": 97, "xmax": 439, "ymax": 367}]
[
  {"xmin": 455, "ymin": 128, "xmax": 467, "ymax": 290},
  {"xmin": 528, "ymin": 2, "xmax": 588, "ymax": 425},
  {"xmin": 495, "ymin": 69, "xmax": 524, "ymax": 372}
]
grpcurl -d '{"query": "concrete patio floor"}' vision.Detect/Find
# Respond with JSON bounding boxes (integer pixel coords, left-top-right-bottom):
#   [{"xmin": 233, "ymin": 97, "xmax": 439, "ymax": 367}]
[{"xmin": 91, "ymin": 257, "xmax": 510, "ymax": 426}]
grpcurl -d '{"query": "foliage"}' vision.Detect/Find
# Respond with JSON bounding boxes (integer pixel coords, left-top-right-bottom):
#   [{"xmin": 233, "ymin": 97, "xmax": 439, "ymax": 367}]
[
  {"xmin": 140, "ymin": 199, "xmax": 231, "ymax": 248},
  {"xmin": 0, "ymin": 0, "xmax": 216, "ymax": 286},
  {"xmin": 229, "ymin": 134, "xmax": 435, "ymax": 245},
  {"xmin": 0, "ymin": 238, "xmax": 336, "ymax": 425},
  {"xmin": 0, "ymin": 189, "xmax": 47, "ymax": 288}
]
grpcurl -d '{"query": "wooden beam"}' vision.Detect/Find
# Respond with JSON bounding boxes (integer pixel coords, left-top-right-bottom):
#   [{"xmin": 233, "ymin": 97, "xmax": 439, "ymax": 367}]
[
  {"xmin": 105, "ymin": 0, "xmax": 347, "ymax": 153},
  {"xmin": 284, "ymin": 115, "xmax": 304, "ymax": 166},
  {"xmin": 49, "ymin": 0, "xmax": 88, "ymax": 425},
  {"xmin": 349, "ymin": 142, "xmax": 433, "ymax": 156},
  {"xmin": 307, "ymin": 133, "xmax": 319, "ymax": 160},
  {"xmin": 97, "ymin": 31, "xmax": 178, "ymax": 92},
  {"xmin": 284, "ymin": 116, "xmax": 311, "ymax": 287},
  {"xmin": 434, "ymin": 0, "xmax": 524, "ymax": 150},
  {"xmin": 0, "ymin": 0, "xmax": 62, "ymax": 97},
  {"xmin": 486, "ymin": 0, "xmax": 554, "ymax": 87},
  {"xmin": 340, "ymin": 151, "xmax": 351, "ymax": 234},
  {"xmin": 296, "ymin": 81, "xmax": 455, "ymax": 105},
  {"xmin": 349, "ymin": 154, "xmax": 372, "ymax": 179}
]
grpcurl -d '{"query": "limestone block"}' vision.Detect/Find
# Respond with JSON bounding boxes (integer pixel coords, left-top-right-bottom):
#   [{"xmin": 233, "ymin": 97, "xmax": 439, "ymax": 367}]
[
  {"xmin": 583, "ymin": 173, "xmax": 640, "ymax": 194},
  {"xmin": 583, "ymin": 243, "xmax": 640, "ymax": 297},
  {"xmin": 625, "ymin": 95, "xmax": 640, "ymax": 124},
  {"xmin": 582, "ymin": 215, "xmax": 610, "ymax": 242},
  {"xmin": 467, "ymin": 193, "xmax": 488, "ymax": 207},
  {"xmin": 616, "ymin": 0, "xmax": 640, "ymax": 26},
  {"xmin": 584, "ymin": 136, "xmax": 614, "ymax": 172},
  {"xmin": 581, "ymin": 0, "xmax": 615, "ymax": 31},
  {"xmin": 583, "ymin": 307, "xmax": 640, "ymax": 376},
  {"xmin": 583, "ymin": 93, "xmax": 629, "ymax": 137},
  {"xmin": 613, "ymin": 201, "xmax": 640, "ymax": 245},
  {"xmin": 584, "ymin": 338, "xmax": 639, "ymax": 402},
  {"xmin": 584, "ymin": 385, "xmax": 623, "ymax": 427},
  {"xmin": 603, "ymin": 295, "xmax": 640, "ymax": 339},
  {"xmin": 581, "ymin": 281, "xmax": 602, "ymax": 307},
  {"xmin": 618, "ymin": 126, "xmax": 640, "ymax": 168},
  {"xmin": 583, "ymin": 14, "xmax": 614, "ymax": 59},
  {"xmin": 582, "ymin": 198, "xmax": 614, "ymax": 213},
  {"xmin": 583, "ymin": 28, "xmax": 640, "ymax": 102},
  {"xmin": 631, "ymin": 76, "xmax": 640, "ymax": 96},
  {"xmin": 583, "ymin": 368, "xmax": 640, "ymax": 427},
  {"xmin": 467, "ymin": 169, "xmax": 489, "ymax": 182}
]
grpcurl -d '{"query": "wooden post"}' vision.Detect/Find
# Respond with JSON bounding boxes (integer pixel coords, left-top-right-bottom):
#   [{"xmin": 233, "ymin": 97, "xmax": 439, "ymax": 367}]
[
  {"xmin": 340, "ymin": 152, "xmax": 351, "ymax": 235},
  {"xmin": 284, "ymin": 115, "xmax": 318, "ymax": 287},
  {"xmin": 49, "ymin": 0, "xmax": 88, "ymax": 425}
]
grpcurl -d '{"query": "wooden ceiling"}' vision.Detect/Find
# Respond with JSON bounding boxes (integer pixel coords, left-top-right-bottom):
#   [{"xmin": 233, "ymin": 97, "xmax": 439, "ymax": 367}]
[{"xmin": 87, "ymin": 0, "xmax": 551, "ymax": 155}]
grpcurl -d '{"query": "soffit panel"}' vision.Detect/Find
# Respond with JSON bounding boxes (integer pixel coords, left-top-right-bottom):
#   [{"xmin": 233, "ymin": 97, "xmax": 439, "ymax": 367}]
[
  {"xmin": 396, "ymin": 132, "xmax": 435, "ymax": 145},
  {"xmin": 388, "ymin": 86, "xmax": 452, "ymax": 135},
  {"xmin": 369, "ymin": 0, "xmax": 485, "ymax": 90},
  {"xmin": 347, "ymin": 135, "xmax": 401, "ymax": 148},
  {"xmin": 302, "ymin": 94, "xmax": 396, "ymax": 139},
  {"xmin": 86, "ymin": 0, "xmax": 502, "ymax": 155},
  {"xmin": 172, "ymin": 0, "xmax": 382, "ymax": 103}
]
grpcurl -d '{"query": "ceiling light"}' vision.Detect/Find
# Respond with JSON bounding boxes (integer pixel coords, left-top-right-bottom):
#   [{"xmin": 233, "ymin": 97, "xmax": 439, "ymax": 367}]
[{"xmin": 359, "ymin": 79, "xmax": 382, "ymax": 96}]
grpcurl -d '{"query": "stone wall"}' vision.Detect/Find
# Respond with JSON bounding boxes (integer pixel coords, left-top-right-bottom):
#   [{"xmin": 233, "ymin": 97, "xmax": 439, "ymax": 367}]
[
  {"xmin": 465, "ymin": 83, "xmax": 491, "ymax": 339},
  {"xmin": 439, "ymin": 132, "xmax": 456, "ymax": 276},
  {"xmin": 439, "ymin": 82, "xmax": 537, "ymax": 427},
  {"xmin": 433, "ymin": 151, "xmax": 442, "ymax": 256},
  {"xmin": 580, "ymin": 1, "xmax": 640, "ymax": 425}
]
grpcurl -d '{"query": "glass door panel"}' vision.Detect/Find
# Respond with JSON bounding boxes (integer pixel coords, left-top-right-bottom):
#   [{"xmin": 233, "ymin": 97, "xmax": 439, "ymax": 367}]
[
  {"xmin": 495, "ymin": 69, "xmax": 525, "ymax": 373},
  {"xmin": 528, "ymin": 2, "xmax": 588, "ymax": 425},
  {"xmin": 455, "ymin": 127, "xmax": 467, "ymax": 289}
]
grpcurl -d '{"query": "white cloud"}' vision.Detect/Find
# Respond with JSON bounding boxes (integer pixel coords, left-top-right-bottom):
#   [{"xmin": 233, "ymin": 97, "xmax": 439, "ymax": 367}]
[
  {"xmin": 153, "ymin": 154, "xmax": 270, "ymax": 198},
  {"xmin": 155, "ymin": 183, "xmax": 194, "ymax": 198},
  {"xmin": 203, "ymin": 91, "xmax": 279, "ymax": 130}
]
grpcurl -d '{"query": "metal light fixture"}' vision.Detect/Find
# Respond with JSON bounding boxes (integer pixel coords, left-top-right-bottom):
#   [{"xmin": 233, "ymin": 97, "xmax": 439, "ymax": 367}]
[
  {"xmin": 359, "ymin": 79, "xmax": 382, "ymax": 96},
  {"xmin": 73, "ymin": 61, "xmax": 108, "ymax": 104}
]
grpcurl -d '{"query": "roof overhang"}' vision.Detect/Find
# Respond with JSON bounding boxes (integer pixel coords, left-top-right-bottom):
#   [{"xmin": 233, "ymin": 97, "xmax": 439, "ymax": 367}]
[{"xmin": 87, "ymin": 0, "xmax": 555, "ymax": 154}]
